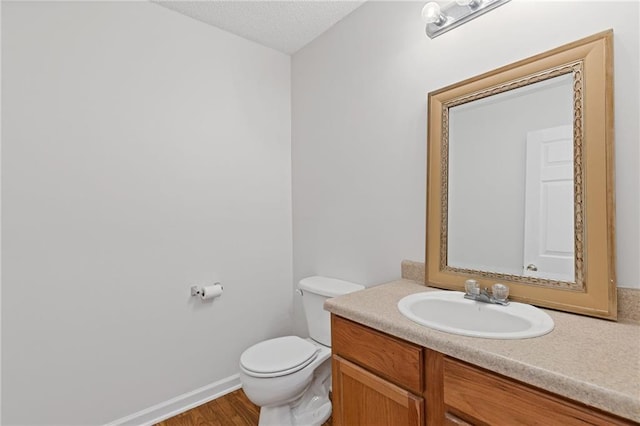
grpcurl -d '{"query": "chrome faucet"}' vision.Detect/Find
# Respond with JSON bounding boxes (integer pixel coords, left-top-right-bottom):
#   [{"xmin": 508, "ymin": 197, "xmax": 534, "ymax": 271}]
[{"xmin": 464, "ymin": 281, "xmax": 510, "ymax": 306}]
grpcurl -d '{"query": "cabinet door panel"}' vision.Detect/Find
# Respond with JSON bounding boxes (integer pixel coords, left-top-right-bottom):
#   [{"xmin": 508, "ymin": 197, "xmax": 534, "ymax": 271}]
[
  {"xmin": 333, "ymin": 355, "xmax": 423, "ymax": 426},
  {"xmin": 444, "ymin": 357, "xmax": 634, "ymax": 426}
]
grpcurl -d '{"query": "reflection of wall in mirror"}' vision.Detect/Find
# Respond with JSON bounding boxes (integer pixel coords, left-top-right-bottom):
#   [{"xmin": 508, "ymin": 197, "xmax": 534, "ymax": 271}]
[{"xmin": 447, "ymin": 74, "xmax": 573, "ymax": 277}]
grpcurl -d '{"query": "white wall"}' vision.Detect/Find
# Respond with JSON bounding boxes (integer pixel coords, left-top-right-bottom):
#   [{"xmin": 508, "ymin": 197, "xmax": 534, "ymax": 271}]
[
  {"xmin": 291, "ymin": 0, "xmax": 639, "ymax": 333},
  {"xmin": 2, "ymin": 2, "xmax": 292, "ymax": 425}
]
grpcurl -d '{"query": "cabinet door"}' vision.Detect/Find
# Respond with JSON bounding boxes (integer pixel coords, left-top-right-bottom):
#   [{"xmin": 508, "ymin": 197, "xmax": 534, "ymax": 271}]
[{"xmin": 332, "ymin": 355, "xmax": 424, "ymax": 426}]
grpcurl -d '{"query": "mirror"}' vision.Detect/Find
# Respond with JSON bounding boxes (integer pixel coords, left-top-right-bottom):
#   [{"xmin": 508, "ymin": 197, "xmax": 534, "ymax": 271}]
[{"xmin": 426, "ymin": 30, "xmax": 616, "ymax": 319}]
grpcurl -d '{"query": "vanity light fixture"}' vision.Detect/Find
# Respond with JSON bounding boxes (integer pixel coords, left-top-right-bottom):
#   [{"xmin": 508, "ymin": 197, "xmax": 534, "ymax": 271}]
[{"xmin": 422, "ymin": 0, "xmax": 511, "ymax": 39}]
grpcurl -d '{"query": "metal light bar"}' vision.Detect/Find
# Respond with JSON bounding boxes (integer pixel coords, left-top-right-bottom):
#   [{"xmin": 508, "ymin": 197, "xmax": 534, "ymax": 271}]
[{"xmin": 425, "ymin": 0, "xmax": 511, "ymax": 39}]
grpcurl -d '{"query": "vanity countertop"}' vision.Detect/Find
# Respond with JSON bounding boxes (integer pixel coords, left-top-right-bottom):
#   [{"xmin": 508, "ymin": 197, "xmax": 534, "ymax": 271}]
[{"xmin": 324, "ymin": 279, "xmax": 640, "ymax": 422}]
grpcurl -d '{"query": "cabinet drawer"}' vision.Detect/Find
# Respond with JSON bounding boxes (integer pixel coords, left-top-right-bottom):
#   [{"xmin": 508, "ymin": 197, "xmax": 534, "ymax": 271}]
[
  {"xmin": 444, "ymin": 357, "xmax": 634, "ymax": 425},
  {"xmin": 331, "ymin": 315, "xmax": 423, "ymax": 394}
]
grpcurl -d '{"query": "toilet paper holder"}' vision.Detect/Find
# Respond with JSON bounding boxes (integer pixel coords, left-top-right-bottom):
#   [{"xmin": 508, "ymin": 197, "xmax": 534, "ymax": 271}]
[{"xmin": 191, "ymin": 283, "xmax": 223, "ymax": 297}]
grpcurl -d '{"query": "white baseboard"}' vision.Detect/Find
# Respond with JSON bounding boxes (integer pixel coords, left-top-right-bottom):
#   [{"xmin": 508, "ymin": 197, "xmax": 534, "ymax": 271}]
[{"xmin": 105, "ymin": 374, "xmax": 242, "ymax": 426}]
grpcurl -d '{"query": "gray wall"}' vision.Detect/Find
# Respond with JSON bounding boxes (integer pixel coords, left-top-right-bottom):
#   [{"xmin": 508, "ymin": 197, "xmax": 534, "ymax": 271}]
[{"xmin": 2, "ymin": 2, "xmax": 292, "ymax": 424}]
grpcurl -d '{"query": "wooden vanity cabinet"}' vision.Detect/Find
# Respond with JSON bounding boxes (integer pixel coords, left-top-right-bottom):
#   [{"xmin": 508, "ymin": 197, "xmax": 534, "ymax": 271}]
[
  {"xmin": 331, "ymin": 315, "xmax": 424, "ymax": 426},
  {"xmin": 331, "ymin": 314, "xmax": 637, "ymax": 426}
]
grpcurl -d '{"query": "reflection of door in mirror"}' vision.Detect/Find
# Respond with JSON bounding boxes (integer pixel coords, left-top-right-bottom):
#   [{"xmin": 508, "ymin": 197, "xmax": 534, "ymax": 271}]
[
  {"xmin": 447, "ymin": 74, "xmax": 573, "ymax": 280},
  {"xmin": 523, "ymin": 125, "xmax": 574, "ymax": 282}
]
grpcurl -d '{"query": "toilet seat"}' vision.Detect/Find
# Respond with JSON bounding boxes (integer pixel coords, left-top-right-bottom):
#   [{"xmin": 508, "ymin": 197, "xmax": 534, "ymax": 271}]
[{"xmin": 240, "ymin": 336, "xmax": 319, "ymax": 378}]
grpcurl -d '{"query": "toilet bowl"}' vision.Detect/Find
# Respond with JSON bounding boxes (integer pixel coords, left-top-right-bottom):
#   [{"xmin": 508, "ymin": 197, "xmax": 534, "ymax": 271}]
[{"xmin": 239, "ymin": 276, "xmax": 364, "ymax": 426}]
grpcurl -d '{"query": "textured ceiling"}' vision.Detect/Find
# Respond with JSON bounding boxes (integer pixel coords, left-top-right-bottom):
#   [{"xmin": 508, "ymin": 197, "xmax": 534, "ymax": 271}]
[{"xmin": 154, "ymin": 1, "xmax": 367, "ymax": 54}]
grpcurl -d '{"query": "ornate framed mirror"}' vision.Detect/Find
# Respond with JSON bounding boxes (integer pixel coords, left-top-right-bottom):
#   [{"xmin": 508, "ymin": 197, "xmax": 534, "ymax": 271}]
[{"xmin": 426, "ymin": 30, "xmax": 616, "ymax": 319}]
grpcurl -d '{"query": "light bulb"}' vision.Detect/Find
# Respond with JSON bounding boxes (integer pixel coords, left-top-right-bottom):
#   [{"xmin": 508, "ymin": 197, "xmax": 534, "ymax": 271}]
[
  {"xmin": 421, "ymin": 2, "xmax": 445, "ymax": 25},
  {"xmin": 456, "ymin": 0, "xmax": 481, "ymax": 7}
]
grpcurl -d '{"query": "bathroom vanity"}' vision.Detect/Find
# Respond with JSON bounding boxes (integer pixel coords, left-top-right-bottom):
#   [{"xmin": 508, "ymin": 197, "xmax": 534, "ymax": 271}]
[{"xmin": 325, "ymin": 280, "xmax": 640, "ymax": 425}]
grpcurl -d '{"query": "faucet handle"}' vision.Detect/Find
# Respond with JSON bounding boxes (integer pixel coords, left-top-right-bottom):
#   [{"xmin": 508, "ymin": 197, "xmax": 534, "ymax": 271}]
[
  {"xmin": 465, "ymin": 279, "xmax": 479, "ymax": 295},
  {"xmin": 492, "ymin": 283, "xmax": 509, "ymax": 302}
]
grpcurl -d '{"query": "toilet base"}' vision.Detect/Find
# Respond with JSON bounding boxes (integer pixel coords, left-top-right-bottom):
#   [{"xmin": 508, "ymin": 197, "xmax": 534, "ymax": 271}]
[
  {"xmin": 258, "ymin": 405, "xmax": 293, "ymax": 426},
  {"xmin": 258, "ymin": 390, "xmax": 331, "ymax": 426},
  {"xmin": 258, "ymin": 358, "xmax": 332, "ymax": 426}
]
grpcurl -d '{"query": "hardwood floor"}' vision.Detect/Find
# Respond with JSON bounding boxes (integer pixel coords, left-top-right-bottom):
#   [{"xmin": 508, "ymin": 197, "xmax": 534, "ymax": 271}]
[{"xmin": 156, "ymin": 389, "xmax": 332, "ymax": 426}]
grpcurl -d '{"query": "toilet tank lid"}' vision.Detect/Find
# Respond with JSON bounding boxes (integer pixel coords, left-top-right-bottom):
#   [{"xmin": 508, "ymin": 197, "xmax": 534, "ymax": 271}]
[{"xmin": 298, "ymin": 276, "xmax": 364, "ymax": 298}]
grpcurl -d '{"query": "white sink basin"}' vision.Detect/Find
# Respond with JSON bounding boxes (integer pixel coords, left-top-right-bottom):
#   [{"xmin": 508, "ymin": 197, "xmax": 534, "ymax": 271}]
[{"xmin": 397, "ymin": 291, "xmax": 554, "ymax": 339}]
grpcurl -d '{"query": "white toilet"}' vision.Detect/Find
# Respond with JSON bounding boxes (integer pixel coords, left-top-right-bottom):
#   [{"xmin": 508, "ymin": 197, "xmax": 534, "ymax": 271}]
[{"xmin": 239, "ymin": 276, "xmax": 364, "ymax": 426}]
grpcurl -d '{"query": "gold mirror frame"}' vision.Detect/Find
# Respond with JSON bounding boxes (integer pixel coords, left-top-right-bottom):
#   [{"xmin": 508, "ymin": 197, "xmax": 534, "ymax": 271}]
[{"xmin": 426, "ymin": 30, "xmax": 616, "ymax": 319}]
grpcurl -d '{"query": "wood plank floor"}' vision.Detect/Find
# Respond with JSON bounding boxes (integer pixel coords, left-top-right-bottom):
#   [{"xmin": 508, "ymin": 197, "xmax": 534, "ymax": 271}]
[{"xmin": 156, "ymin": 389, "xmax": 332, "ymax": 426}]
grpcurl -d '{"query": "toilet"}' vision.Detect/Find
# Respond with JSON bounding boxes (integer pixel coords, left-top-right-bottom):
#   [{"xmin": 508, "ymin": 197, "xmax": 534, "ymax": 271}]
[{"xmin": 239, "ymin": 276, "xmax": 364, "ymax": 426}]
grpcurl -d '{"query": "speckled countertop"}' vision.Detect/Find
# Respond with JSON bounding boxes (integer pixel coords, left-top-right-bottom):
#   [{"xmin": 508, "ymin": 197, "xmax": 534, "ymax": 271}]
[{"xmin": 324, "ymin": 279, "xmax": 640, "ymax": 422}]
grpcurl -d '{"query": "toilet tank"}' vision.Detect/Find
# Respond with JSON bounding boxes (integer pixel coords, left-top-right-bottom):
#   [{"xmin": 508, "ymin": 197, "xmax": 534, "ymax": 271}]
[{"xmin": 299, "ymin": 276, "xmax": 364, "ymax": 347}]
